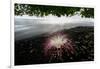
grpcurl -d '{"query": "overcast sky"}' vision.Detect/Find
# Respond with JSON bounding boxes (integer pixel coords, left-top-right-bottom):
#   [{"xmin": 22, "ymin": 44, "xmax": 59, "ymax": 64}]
[{"xmin": 15, "ymin": 14, "xmax": 94, "ymax": 24}]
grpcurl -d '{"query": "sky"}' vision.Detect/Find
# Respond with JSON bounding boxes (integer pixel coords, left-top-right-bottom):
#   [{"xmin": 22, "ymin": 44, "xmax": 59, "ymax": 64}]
[{"xmin": 15, "ymin": 14, "xmax": 94, "ymax": 24}]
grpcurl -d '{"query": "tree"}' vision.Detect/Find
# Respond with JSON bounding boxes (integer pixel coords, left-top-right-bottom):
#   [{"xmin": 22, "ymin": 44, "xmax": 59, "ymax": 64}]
[{"xmin": 15, "ymin": 3, "xmax": 94, "ymax": 18}]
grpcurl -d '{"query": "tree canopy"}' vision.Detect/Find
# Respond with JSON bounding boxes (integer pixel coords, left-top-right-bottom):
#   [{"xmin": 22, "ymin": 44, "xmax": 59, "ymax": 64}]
[{"xmin": 15, "ymin": 3, "xmax": 94, "ymax": 18}]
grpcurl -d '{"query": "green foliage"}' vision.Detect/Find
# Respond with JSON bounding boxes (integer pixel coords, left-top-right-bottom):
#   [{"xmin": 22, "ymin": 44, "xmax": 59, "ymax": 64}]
[{"xmin": 15, "ymin": 3, "xmax": 94, "ymax": 18}]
